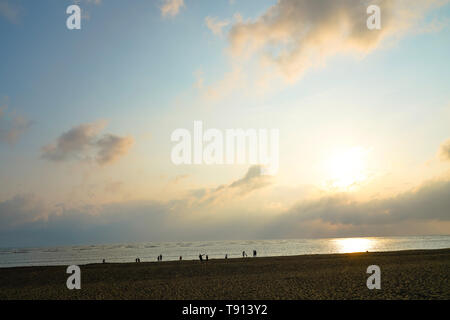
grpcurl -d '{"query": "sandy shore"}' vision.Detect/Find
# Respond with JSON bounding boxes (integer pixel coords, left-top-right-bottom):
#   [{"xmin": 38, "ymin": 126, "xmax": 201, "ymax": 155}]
[{"xmin": 0, "ymin": 249, "xmax": 449, "ymax": 300}]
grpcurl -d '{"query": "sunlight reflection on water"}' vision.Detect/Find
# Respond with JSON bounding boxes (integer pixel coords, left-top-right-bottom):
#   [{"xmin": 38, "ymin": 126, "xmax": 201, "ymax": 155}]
[{"xmin": 333, "ymin": 238, "xmax": 375, "ymax": 253}]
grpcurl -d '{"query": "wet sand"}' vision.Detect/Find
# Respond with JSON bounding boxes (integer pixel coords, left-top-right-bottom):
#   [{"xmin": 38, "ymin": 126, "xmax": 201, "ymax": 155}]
[{"xmin": 0, "ymin": 249, "xmax": 449, "ymax": 300}]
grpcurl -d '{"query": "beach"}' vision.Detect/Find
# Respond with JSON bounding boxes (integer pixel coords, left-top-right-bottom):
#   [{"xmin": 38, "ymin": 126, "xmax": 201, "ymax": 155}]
[{"xmin": 0, "ymin": 249, "xmax": 448, "ymax": 300}]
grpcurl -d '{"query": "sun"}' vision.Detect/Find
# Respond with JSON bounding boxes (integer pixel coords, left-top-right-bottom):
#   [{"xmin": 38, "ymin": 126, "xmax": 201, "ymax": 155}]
[{"xmin": 325, "ymin": 147, "xmax": 369, "ymax": 190}]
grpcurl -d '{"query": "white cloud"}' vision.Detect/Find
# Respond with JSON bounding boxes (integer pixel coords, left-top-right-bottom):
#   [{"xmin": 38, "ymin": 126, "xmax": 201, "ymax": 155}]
[
  {"xmin": 160, "ymin": 0, "xmax": 185, "ymax": 18},
  {"xmin": 205, "ymin": 16, "xmax": 230, "ymax": 36},
  {"xmin": 0, "ymin": 194, "xmax": 48, "ymax": 230},
  {"xmin": 227, "ymin": 0, "xmax": 448, "ymax": 81}
]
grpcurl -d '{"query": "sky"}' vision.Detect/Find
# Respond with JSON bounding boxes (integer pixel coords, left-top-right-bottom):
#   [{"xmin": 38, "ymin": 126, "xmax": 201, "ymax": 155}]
[{"xmin": 0, "ymin": 0, "xmax": 449, "ymax": 247}]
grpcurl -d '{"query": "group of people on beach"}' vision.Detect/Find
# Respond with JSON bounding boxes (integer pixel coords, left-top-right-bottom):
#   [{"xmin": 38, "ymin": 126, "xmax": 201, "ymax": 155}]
[
  {"xmin": 242, "ymin": 250, "xmax": 258, "ymax": 258},
  {"xmin": 103, "ymin": 249, "xmax": 258, "ymax": 264},
  {"xmin": 198, "ymin": 254, "xmax": 209, "ymax": 262},
  {"xmin": 241, "ymin": 250, "xmax": 257, "ymax": 258},
  {"xmin": 198, "ymin": 250, "xmax": 257, "ymax": 262}
]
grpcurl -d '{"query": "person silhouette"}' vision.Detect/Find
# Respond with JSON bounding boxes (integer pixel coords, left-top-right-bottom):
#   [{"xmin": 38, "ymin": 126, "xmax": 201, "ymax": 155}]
[
  {"xmin": 206, "ymin": 255, "xmax": 209, "ymax": 261},
  {"xmin": 102, "ymin": 259, "xmax": 106, "ymax": 264},
  {"xmin": 242, "ymin": 251, "xmax": 247, "ymax": 258},
  {"xmin": 179, "ymin": 256, "xmax": 182, "ymax": 261},
  {"xmin": 253, "ymin": 250, "xmax": 257, "ymax": 257},
  {"xmin": 225, "ymin": 254, "xmax": 228, "ymax": 259},
  {"xmin": 199, "ymin": 254, "xmax": 203, "ymax": 262}
]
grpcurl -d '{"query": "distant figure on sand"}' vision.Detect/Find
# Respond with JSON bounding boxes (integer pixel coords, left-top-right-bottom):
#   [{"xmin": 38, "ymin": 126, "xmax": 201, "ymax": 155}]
[
  {"xmin": 102, "ymin": 259, "xmax": 106, "ymax": 264},
  {"xmin": 253, "ymin": 250, "xmax": 257, "ymax": 257},
  {"xmin": 179, "ymin": 256, "xmax": 182, "ymax": 261},
  {"xmin": 225, "ymin": 254, "xmax": 228, "ymax": 259},
  {"xmin": 242, "ymin": 251, "xmax": 247, "ymax": 258},
  {"xmin": 159, "ymin": 254, "xmax": 162, "ymax": 261},
  {"xmin": 199, "ymin": 254, "xmax": 203, "ymax": 262},
  {"xmin": 206, "ymin": 255, "xmax": 209, "ymax": 261}
]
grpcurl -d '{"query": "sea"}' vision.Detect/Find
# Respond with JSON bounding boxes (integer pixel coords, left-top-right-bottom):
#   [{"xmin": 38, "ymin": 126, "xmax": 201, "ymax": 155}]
[{"xmin": 0, "ymin": 235, "xmax": 449, "ymax": 268}]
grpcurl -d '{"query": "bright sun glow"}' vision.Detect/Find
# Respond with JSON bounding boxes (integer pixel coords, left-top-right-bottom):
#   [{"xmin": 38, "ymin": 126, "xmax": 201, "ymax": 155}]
[
  {"xmin": 334, "ymin": 238, "xmax": 374, "ymax": 253},
  {"xmin": 325, "ymin": 147, "xmax": 369, "ymax": 190}
]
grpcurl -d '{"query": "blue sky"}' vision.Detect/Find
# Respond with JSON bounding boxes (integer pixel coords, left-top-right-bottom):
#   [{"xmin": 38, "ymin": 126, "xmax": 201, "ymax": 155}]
[{"xmin": 0, "ymin": 0, "xmax": 450, "ymax": 246}]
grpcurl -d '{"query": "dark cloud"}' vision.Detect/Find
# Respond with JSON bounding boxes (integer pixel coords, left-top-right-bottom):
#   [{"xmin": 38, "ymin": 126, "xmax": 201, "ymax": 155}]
[
  {"xmin": 0, "ymin": 194, "xmax": 47, "ymax": 230},
  {"xmin": 1, "ymin": 177, "xmax": 449, "ymax": 247},
  {"xmin": 0, "ymin": 197, "xmax": 258, "ymax": 247},
  {"xmin": 262, "ymin": 178, "xmax": 450, "ymax": 238},
  {"xmin": 41, "ymin": 121, "xmax": 133, "ymax": 165}
]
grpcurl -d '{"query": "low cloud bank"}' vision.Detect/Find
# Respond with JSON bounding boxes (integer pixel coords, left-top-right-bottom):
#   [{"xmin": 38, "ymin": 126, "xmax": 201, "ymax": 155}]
[{"xmin": 1, "ymin": 173, "xmax": 449, "ymax": 246}]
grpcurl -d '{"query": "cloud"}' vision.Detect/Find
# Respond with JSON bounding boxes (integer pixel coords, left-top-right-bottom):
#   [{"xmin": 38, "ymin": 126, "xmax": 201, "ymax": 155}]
[
  {"xmin": 0, "ymin": 0, "xmax": 20, "ymax": 24},
  {"xmin": 0, "ymin": 198, "xmax": 175, "ymax": 246},
  {"xmin": 41, "ymin": 121, "xmax": 106, "ymax": 162},
  {"xmin": 160, "ymin": 0, "xmax": 184, "ymax": 18},
  {"xmin": 0, "ymin": 194, "xmax": 48, "ymax": 230},
  {"xmin": 95, "ymin": 134, "xmax": 134, "ymax": 165},
  {"xmin": 191, "ymin": 165, "xmax": 274, "ymax": 205},
  {"xmin": 227, "ymin": 0, "xmax": 447, "ymax": 81},
  {"xmin": 438, "ymin": 139, "xmax": 450, "ymax": 161},
  {"xmin": 41, "ymin": 121, "xmax": 133, "ymax": 166},
  {"xmin": 0, "ymin": 193, "xmax": 264, "ymax": 246},
  {"xmin": 0, "ymin": 105, "xmax": 32, "ymax": 145},
  {"xmin": 205, "ymin": 16, "xmax": 230, "ymax": 36},
  {"xmin": 1, "ymin": 176, "xmax": 450, "ymax": 246},
  {"xmin": 229, "ymin": 165, "xmax": 272, "ymax": 193}
]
